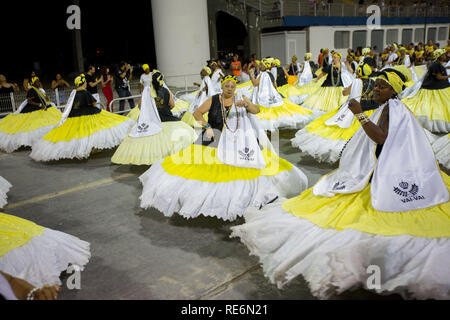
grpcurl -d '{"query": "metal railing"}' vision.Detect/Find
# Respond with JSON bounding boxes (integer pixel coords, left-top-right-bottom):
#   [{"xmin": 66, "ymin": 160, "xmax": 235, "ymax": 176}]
[{"xmin": 237, "ymin": 0, "xmax": 450, "ymax": 18}]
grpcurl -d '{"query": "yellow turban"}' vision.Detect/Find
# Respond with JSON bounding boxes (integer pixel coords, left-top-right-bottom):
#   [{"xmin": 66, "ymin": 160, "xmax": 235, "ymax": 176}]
[
  {"xmin": 74, "ymin": 74, "xmax": 86, "ymax": 87},
  {"xmin": 398, "ymin": 46, "xmax": 406, "ymax": 52},
  {"xmin": 357, "ymin": 63, "xmax": 373, "ymax": 79},
  {"xmin": 362, "ymin": 48, "xmax": 371, "ymax": 56},
  {"xmin": 377, "ymin": 65, "xmax": 412, "ymax": 94},
  {"xmin": 332, "ymin": 51, "xmax": 342, "ymax": 59},
  {"xmin": 30, "ymin": 76, "xmax": 40, "ymax": 86},
  {"xmin": 142, "ymin": 64, "xmax": 150, "ymax": 71},
  {"xmin": 274, "ymin": 59, "xmax": 281, "ymax": 67},
  {"xmin": 255, "ymin": 60, "xmax": 260, "ymax": 66},
  {"xmin": 434, "ymin": 49, "xmax": 446, "ymax": 60},
  {"xmin": 304, "ymin": 53, "xmax": 312, "ymax": 61},
  {"xmin": 261, "ymin": 59, "xmax": 272, "ymax": 68},
  {"xmin": 221, "ymin": 75, "xmax": 238, "ymax": 86},
  {"xmin": 202, "ymin": 66, "xmax": 212, "ymax": 75}
]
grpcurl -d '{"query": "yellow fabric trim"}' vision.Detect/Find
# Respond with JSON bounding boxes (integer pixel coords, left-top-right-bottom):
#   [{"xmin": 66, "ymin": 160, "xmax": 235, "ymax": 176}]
[
  {"xmin": 402, "ymin": 88, "xmax": 450, "ymax": 123},
  {"xmin": 42, "ymin": 110, "xmax": 130, "ymax": 142},
  {"xmin": 257, "ymin": 99, "xmax": 313, "ymax": 120},
  {"xmin": 0, "ymin": 212, "xmax": 45, "ymax": 257},
  {"xmin": 282, "ymin": 173, "xmax": 450, "ymax": 238},
  {"xmin": 305, "ymin": 108, "xmax": 376, "ymax": 141},
  {"xmin": 302, "ymin": 86, "xmax": 347, "ymax": 112},
  {"xmin": 161, "ymin": 145, "xmax": 293, "ymax": 183},
  {"xmin": 181, "ymin": 111, "xmax": 209, "ymax": 128},
  {"xmin": 0, "ymin": 107, "xmax": 61, "ymax": 134}
]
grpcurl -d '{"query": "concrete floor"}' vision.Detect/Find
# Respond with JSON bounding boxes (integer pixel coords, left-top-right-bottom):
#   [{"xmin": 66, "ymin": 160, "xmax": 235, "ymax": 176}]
[{"xmin": 0, "ymin": 130, "xmax": 405, "ymax": 300}]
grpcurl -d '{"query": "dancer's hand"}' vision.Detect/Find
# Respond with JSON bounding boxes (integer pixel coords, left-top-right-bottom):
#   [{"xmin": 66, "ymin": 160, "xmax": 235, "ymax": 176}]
[
  {"xmin": 348, "ymin": 99, "xmax": 362, "ymax": 114},
  {"xmin": 206, "ymin": 127, "xmax": 214, "ymax": 140}
]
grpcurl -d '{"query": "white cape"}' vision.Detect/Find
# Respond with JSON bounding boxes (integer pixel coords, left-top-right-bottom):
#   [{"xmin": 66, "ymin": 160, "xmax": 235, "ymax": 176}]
[
  {"xmin": 325, "ymin": 77, "xmax": 363, "ymax": 129},
  {"xmin": 129, "ymin": 86, "xmax": 162, "ymax": 138},
  {"xmin": 314, "ymin": 99, "xmax": 448, "ymax": 212},
  {"xmin": 251, "ymin": 72, "xmax": 284, "ymax": 108},
  {"xmin": 217, "ymin": 101, "xmax": 266, "ymax": 169},
  {"xmin": 295, "ymin": 61, "xmax": 313, "ymax": 87},
  {"xmin": 189, "ymin": 76, "xmax": 213, "ymax": 113}
]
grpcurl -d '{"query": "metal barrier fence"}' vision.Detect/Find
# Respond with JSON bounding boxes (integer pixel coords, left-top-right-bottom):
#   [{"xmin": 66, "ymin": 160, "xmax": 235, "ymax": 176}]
[
  {"xmin": 238, "ymin": 0, "xmax": 450, "ymax": 18},
  {"xmin": 0, "ymin": 75, "xmax": 201, "ymax": 117}
]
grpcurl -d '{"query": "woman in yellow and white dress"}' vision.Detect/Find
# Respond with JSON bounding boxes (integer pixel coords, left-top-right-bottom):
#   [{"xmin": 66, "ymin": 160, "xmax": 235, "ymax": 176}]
[
  {"xmin": 231, "ymin": 67, "xmax": 450, "ymax": 300},
  {"xmin": 128, "ymin": 67, "xmax": 191, "ymax": 120},
  {"xmin": 292, "ymin": 59, "xmax": 380, "ymax": 163},
  {"xmin": 0, "ymin": 176, "xmax": 11, "ymax": 209},
  {"xmin": 0, "ymin": 77, "xmax": 61, "ymax": 153},
  {"xmin": 181, "ymin": 66, "xmax": 215, "ymax": 127},
  {"xmin": 0, "ymin": 212, "xmax": 90, "ymax": 291},
  {"xmin": 402, "ymin": 49, "xmax": 450, "ymax": 133},
  {"xmin": 139, "ymin": 76, "xmax": 308, "ymax": 221},
  {"xmin": 30, "ymin": 74, "xmax": 134, "ymax": 161},
  {"xmin": 301, "ymin": 52, "xmax": 350, "ymax": 113},
  {"xmin": 249, "ymin": 59, "xmax": 315, "ymax": 130},
  {"xmin": 278, "ymin": 53, "xmax": 323, "ymax": 103},
  {"xmin": 112, "ymin": 72, "xmax": 197, "ymax": 165},
  {"xmin": 432, "ymin": 133, "xmax": 450, "ymax": 170}
]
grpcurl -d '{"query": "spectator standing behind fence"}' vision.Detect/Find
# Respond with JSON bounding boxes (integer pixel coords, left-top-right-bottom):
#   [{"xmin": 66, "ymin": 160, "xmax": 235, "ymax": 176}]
[
  {"xmin": 0, "ymin": 75, "xmax": 19, "ymax": 112},
  {"xmin": 115, "ymin": 62, "xmax": 135, "ymax": 114},
  {"xmin": 100, "ymin": 66, "xmax": 114, "ymax": 112},
  {"xmin": 85, "ymin": 66, "xmax": 102, "ymax": 109},
  {"xmin": 230, "ymin": 55, "xmax": 242, "ymax": 82},
  {"xmin": 51, "ymin": 74, "xmax": 70, "ymax": 105}
]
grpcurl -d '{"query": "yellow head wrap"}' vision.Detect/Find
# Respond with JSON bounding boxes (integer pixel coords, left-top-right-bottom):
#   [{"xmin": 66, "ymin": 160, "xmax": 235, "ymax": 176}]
[
  {"xmin": 357, "ymin": 62, "xmax": 373, "ymax": 79},
  {"xmin": 274, "ymin": 59, "xmax": 281, "ymax": 67},
  {"xmin": 377, "ymin": 65, "xmax": 412, "ymax": 95},
  {"xmin": 304, "ymin": 53, "xmax": 312, "ymax": 61},
  {"xmin": 221, "ymin": 75, "xmax": 238, "ymax": 86},
  {"xmin": 332, "ymin": 51, "xmax": 342, "ymax": 59},
  {"xmin": 362, "ymin": 48, "xmax": 371, "ymax": 56},
  {"xmin": 202, "ymin": 66, "xmax": 212, "ymax": 75},
  {"xmin": 255, "ymin": 60, "xmax": 260, "ymax": 66},
  {"xmin": 392, "ymin": 43, "xmax": 399, "ymax": 50},
  {"xmin": 433, "ymin": 49, "xmax": 446, "ymax": 60},
  {"xmin": 398, "ymin": 46, "xmax": 406, "ymax": 52},
  {"xmin": 74, "ymin": 74, "xmax": 86, "ymax": 87},
  {"xmin": 142, "ymin": 64, "xmax": 150, "ymax": 71},
  {"xmin": 261, "ymin": 59, "xmax": 272, "ymax": 68},
  {"xmin": 30, "ymin": 76, "xmax": 40, "ymax": 86}
]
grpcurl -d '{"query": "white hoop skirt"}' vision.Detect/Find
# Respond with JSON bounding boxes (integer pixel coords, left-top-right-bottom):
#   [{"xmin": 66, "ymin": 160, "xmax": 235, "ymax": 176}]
[
  {"xmin": 139, "ymin": 145, "xmax": 308, "ymax": 221},
  {"xmin": 0, "ymin": 212, "xmax": 90, "ymax": 288}
]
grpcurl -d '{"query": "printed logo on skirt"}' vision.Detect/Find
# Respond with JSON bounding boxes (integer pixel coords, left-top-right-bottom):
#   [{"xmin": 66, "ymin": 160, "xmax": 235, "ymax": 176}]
[{"xmin": 393, "ymin": 182, "xmax": 425, "ymax": 203}]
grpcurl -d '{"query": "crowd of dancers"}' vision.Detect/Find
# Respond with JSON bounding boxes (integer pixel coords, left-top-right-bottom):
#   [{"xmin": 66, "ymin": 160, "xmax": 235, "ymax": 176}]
[{"xmin": 0, "ymin": 42, "xmax": 449, "ymax": 300}]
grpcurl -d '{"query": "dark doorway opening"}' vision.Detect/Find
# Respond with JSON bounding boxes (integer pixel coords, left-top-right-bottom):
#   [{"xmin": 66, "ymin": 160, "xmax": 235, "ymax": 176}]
[{"xmin": 216, "ymin": 11, "xmax": 248, "ymax": 61}]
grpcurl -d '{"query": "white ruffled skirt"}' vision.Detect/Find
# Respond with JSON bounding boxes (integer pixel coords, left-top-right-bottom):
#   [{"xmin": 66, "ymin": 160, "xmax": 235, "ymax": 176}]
[
  {"xmin": 231, "ymin": 200, "xmax": 450, "ymax": 300},
  {"xmin": 139, "ymin": 147, "xmax": 308, "ymax": 221},
  {"xmin": 0, "ymin": 228, "xmax": 90, "ymax": 288},
  {"xmin": 433, "ymin": 134, "xmax": 450, "ymax": 170},
  {"xmin": 0, "ymin": 176, "xmax": 12, "ymax": 209}
]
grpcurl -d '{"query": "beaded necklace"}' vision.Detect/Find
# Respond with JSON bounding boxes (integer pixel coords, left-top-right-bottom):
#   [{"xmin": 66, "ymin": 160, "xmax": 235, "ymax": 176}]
[
  {"xmin": 220, "ymin": 94, "xmax": 238, "ymax": 133},
  {"xmin": 331, "ymin": 64, "xmax": 341, "ymax": 87}
]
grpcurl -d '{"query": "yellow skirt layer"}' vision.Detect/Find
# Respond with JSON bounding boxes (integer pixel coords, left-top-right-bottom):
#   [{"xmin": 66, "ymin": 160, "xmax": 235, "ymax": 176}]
[
  {"xmin": 302, "ymin": 86, "xmax": 347, "ymax": 113},
  {"xmin": 181, "ymin": 111, "xmax": 208, "ymax": 128},
  {"xmin": 42, "ymin": 110, "xmax": 131, "ymax": 143},
  {"xmin": 402, "ymin": 88, "xmax": 450, "ymax": 123},
  {"xmin": 282, "ymin": 173, "xmax": 450, "ymax": 238},
  {"xmin": 0, "ymin": 107, "xmax": 61, "ymax": 134},
  {"xmin": 161, "ymin": 145, "xmax": 293, "ymax": 183},
  {"xmin": 257, "ymin": 99, "xmax": 313, "ymax": 121},
  {"xmin": 127, "ymin": 106, "xmax": 140, "ymax": 121},
  {"xmin": 111, "ymin": 122, "xmax": 198, "ymax": 165},
  {"xmin": 172, "ymin": 99, "xmax": 190, "ymax": 115},
  {"xmin": 0, "ymin": 212, "xmax": 44, "ymax": 257},
  {"xmin": 278, "ymin": 77, "xmax": 325, "ymax": 97},
  {"xmin": 305, "ymin": 108, "xmax": 376, "ymax": 141}
]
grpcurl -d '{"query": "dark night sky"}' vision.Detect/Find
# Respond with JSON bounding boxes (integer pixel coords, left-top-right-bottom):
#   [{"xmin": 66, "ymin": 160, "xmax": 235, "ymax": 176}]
[{"xmin": 2, "ymin": 0, "xmax": 156, "ymax": 84}]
